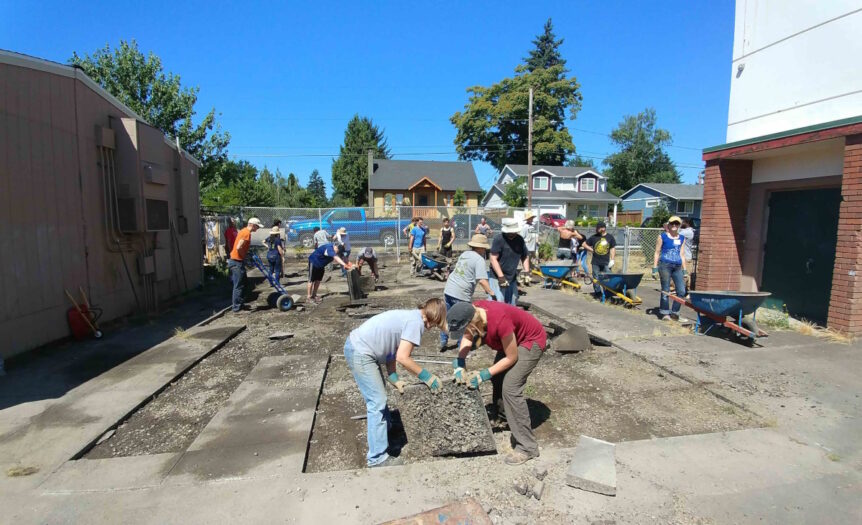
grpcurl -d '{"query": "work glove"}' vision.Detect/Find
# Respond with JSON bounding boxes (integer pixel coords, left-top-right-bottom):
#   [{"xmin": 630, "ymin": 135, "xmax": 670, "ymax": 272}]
[
  {"xmin": 387, "ymin": 372, "xmax": 405, "ymax": 394},
  {"xmin": 608, "ymin": 260, "xmax": 615, "ymax": 269},
  {"xmin": 452, "ymin": 358, "xmax": 466, "ymax": 384},
  {"xmin": 498, "ymin": 278, "xmax": 509, "ymax": 288},
  {"xmin": 418, "ymin": 368, "xmax": 442, "ymax": 394},
  {"xmin": 682, "ymin": 269, "xmax": 688, "ymax": 277},
  {"xmin": 652, "ymin": 267, "xmax": 658, "ymax": 279},
  {"xmin": 466, "ymin": 368, "xmax": 492, "ymax": 390}
]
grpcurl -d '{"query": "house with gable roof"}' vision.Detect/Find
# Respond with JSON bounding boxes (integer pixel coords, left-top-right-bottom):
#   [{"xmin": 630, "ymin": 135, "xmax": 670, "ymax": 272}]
[{"xmin": 620, "ymin": 183, "xmax": 704, "ymax": 223}]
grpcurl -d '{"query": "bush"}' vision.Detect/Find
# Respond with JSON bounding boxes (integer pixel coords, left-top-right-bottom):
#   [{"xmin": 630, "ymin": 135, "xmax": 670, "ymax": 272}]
[{"xmin": 538, "ymin": 240, "xmax": 555, "ymax": 261}]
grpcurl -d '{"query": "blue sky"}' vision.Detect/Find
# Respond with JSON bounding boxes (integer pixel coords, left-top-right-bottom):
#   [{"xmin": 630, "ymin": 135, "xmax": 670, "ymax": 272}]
[{"xmin": 3, "ymin": 0, "xmax": 735, "ymax": 194}]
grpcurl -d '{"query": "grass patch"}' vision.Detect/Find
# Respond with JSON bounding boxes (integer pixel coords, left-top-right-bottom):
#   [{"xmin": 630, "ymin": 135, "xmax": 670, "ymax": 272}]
[
  {"xmin": 6, "ymin": 465, "xmax": 39, "ymax": 477},
  {"xmin": 173, "ymin": 327, "xmax": 190, "ymax": 339},
  {"xmin": 826, "ymin": 452, "xmax": 841, "ymax": 462}
]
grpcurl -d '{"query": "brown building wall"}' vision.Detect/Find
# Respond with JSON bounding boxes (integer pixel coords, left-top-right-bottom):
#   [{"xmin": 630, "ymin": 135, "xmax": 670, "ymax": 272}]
[
  {"xmin": 0, "ymin": 59, "xmax": 202, "ymax": 359},
  {"xmin": 696, "ymin": 159, "xmax": 753, "ymax": 290},
  {"xmin": 827, "ymin": 135, "xmax": 862, "ymax": 334}
]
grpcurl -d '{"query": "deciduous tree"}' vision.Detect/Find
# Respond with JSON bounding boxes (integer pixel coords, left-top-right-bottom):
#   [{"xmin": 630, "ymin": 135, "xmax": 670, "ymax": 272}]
[{"xmin": 603, "ymin": 108, "xmax": 681, "ymax": 193}]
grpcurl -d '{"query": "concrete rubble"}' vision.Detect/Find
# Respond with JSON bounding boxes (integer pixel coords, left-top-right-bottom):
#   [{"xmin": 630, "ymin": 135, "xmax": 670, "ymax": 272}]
[{"xmin": 566, "ymin": 435, "xmax": 617, "ymax": 496}]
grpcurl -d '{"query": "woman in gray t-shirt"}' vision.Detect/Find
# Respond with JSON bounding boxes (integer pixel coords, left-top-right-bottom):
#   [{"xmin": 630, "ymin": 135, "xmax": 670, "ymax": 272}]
[{"xmin": 343, "ymin": 298, "xmax": 447, "ymax": 468}]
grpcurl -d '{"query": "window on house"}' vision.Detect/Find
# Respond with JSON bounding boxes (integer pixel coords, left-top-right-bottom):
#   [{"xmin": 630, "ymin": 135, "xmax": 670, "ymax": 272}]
[
  {"xmin": 575, "ymin": 204, "xmax": 601, "ymax": 218},
  {"xmin": 677, "ymin": 200, "xmax": 694, "ymax": 214},
  {"xmin": 532, "ymin": 177, "xmax": 549, "ymax": 190},
  {"xmin": 645, "ymin": 199, "xmax": 659, "ymax": 208},
  {"xmin": 395, "ymin": 194, "xmax": 404, "ymax": 204},
  {"xmin": 579, "ymin": 178, "xmax": 595, "ymax": 192}
]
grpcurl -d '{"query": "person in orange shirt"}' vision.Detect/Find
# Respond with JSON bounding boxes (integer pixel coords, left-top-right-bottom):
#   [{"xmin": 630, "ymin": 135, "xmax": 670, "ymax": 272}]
[{"xmin": 229, "ymin": 218, "xmax": 263, "ymax": 312}]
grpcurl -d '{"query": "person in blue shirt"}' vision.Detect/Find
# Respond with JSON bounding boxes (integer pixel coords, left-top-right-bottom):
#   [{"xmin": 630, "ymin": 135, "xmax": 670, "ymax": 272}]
[
  {"xmin": 652, "ymin": 215, "xmax": 688, "ymax": 321},
  {"xmin": 307, "ymin": 243, "xmax": 350, "ymax": 304},
  {"xmin": 265, "ymin": 226, "xmax": 284, "ymax": 280},
  {"xmin": 408, "ymin": 217, "xmax": 427, "ymax": 276}
]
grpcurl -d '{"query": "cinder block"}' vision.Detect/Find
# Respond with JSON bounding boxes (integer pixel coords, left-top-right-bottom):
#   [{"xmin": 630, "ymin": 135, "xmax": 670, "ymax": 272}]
[{"xmin": 566, "ymin": 435, "xmax": 617, "ymax": 496}]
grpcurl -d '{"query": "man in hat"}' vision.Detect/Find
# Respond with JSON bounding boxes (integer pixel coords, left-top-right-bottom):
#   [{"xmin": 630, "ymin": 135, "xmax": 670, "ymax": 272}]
[
  {"xmin": 489, "ymin": 218, "xmax": 529, "ymax": 306},
  {"xmin": 520, "ymin": 212, "xmax": 539, "ymax": 286},
  {"xmin": 584, "ymin": 221, "xmax": 617, "ymax": 296},
  {"xmin": 355, "ymin": 246, "xmax": 380, "ymax": 282},
  {"xmin": 439, "ymin": 233, "xmax": 495, "ymax": 350},
  {"xmin": 228, "ymin": 217, "xmax": 263, "ymax": 312},
  {"xmin": 265, "ymin": 225, "xmax": 285, "ymax": 280},
  {"xmin": 334, "ymin": 227, "xmax": 352, "ymax": 276}
]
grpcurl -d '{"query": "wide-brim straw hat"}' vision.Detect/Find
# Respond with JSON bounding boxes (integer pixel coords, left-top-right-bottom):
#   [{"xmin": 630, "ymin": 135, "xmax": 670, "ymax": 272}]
[
  {"xmin": 467, "ymin": 233, "xmax": 491, "ymax": 249},
  {"xmin": 337, "ymin": 227, "xmax": 347, "ymax": 234},
  {"xmin": 270, "ymin": 226, "xmax": 281, "ymax": 235},
  {"xmin": 524, "ymin": 211, "xmax": 537, "ymax": 221}
]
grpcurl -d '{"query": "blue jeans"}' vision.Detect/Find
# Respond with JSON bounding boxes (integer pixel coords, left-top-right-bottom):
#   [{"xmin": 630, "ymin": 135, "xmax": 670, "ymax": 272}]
[
  {"xmin": 267, "ymin": 253, "xmax": 282, "ymax": 280},
  {"xmin": 658, "ymin": 262, "xmax": 686, "ymax": 315},
  {"xmin": 490, "ymin": 275, "xmax": 519, "ymax": 305},
  {"xmin": 228, "ymin": 259, "xmax": 246, "ymax": 311},
  {"xmin": 576, "ymin": 251, "xmax": 590, "ymax": 277},
  {"xmin": 591, "ymin": 262, "xmax": 608, "ymax": 294},
  {"xmin": 440, "ymin": 294, "xmax": 465, "ymax": 346},
  {"xmin": 344, "ymin": 339, "xmax": 391, "ymax": 466}
]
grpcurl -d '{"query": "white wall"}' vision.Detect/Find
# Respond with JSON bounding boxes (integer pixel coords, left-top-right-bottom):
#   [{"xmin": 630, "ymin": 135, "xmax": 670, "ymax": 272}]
[
  {"xmin": 727, "ymin": 1, "xmax": 862, "ymax": 143},
  {"xmin": 750, "ymin": 139, "xmax": 845, "ymax": 184}
]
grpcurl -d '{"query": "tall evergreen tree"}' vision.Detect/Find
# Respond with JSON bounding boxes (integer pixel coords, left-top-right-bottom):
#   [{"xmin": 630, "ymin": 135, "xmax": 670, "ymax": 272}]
[
  {"xmin": 331, "ymin": 115, "xmax": 390, "ymax": 205},
  {"xmin": 307, "ymin": 169, "xmax": 327, "ymax": 205},
  {"xmin": 524, "ymin": 18, "xmax": 566, "ymax": 72}
]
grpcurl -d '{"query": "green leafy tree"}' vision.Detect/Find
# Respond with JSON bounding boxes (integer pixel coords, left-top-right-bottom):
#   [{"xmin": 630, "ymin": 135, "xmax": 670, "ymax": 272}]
[
  {"xmin": 307, "ymin": 169, "xmax": 327, "ymax": 206},
  {"xmin": 70, "ymin": 40, "xmax": 230, "ymax": 188},
  {"xmin": 201, "ymin": 160, "xmax": 275, "ymax": 207},
  {"xmin": 524, "ymin": 18, "xmax": 566, "ymax": 72},
  {"xmin": 451, "ymin": 20, "xmax": 583, "ymax": 171},
  {"xmin": 502, "ymin": 177, "xmax": 528, "ymax": 207},
  {"xmin": 568, "ymin": 154, "xmax": 596, "ymax": 169},
  {"xmin": 647, "ymin": 201, "xmax": 672, "ymax": 227},
  {"xmin": 452, "ymin": 187, "xmax": 467, "ymax": 207},
  {"xmin": 331, "ymin": 115, "xmax": 390, "ymax": 205},
  {"xmin": 603, "ymin": 108, "xmax": 682, "ymax": 193}
]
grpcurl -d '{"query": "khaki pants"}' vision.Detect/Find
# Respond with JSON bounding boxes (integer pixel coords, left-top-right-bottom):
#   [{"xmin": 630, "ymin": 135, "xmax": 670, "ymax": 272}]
[
  {"xmin": 492, "ymin": 343, "xmax": 543, "ymax": 456},
  {"xmin": 410, "ymin": 246, "xmax": 425, "ymax": 273}
]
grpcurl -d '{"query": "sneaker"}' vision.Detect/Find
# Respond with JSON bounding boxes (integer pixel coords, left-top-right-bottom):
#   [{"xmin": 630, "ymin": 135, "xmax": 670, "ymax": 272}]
[
  {"xmin": 503, "ymin": 450, "xmax": 537, "ymax": 466},
  {"xmin": 661, "ymin": 315, "xmax": 672, "ymax": 321},
  {"xmin": 370, "ymin": 455, "xmax": 405, "ymax": 468},
  {"xmin": 671, "ymin": 314, "xmax": 689, "ymax": 323},
  {"xmin": 439, "ymin": 342, "xmax": 448, "ymax": 352}
]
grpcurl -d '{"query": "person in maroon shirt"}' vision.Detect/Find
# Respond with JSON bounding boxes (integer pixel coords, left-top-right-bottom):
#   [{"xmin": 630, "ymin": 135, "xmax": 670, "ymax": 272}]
[
  {"xmin": 224, "ymin": 217, "xmax": 238, "ymax": 258},
  {"xmin": 446, "ymin": 300, "xmax": 546, "ymax": 465}
]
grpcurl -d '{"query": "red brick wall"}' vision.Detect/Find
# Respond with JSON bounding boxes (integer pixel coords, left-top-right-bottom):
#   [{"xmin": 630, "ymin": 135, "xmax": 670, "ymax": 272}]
[
  {"xmin": 696, "ymin": 159, "xmax": 753, "ymax": 290},
  {"xmin": 827, "ymin": 135, "xmax": 862, "ymax": 334}
]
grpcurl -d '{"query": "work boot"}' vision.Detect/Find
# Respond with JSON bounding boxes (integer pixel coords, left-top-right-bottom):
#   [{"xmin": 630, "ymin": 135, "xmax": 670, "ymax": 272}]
[{"xmin": 503, "ymin": 449, "xmax": 537, "ymax": 466}]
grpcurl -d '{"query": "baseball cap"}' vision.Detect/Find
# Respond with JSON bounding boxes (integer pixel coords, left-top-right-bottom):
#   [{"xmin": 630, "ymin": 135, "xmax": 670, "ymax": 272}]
[
  {"xmin": 668, "ymin": 215, "xmax": 682, "ymax": 224},
  {"xmin": 446, "ymin": 302, "xmax": 476, "ymax": 341},
  {"xmin": 248, "ymin": 218, "xmax": 263, "ymax": 227}
]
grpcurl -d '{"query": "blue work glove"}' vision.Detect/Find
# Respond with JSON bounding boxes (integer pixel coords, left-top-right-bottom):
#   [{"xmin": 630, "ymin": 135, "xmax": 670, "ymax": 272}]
[
  {"xmin": 466, "ymin": 368, "xmax": 492, "ymax": 390},
  {"xmin": 651, "ymin": 267, "xmax": 658, "ymax": 278},
  {"xmin": 682, "ymin": 269, "xmax": 688, "ymax": 277},
  {"xmin": 418, "ymin": 368, "xmax": 442, "ymax": 394},
  {"xmin": 452, "ymin": 358, "xmax": 466, "ymax": 384},
  {"xmin": 387, "ymin": 372, "xmax": 405, "ymax": 394}
]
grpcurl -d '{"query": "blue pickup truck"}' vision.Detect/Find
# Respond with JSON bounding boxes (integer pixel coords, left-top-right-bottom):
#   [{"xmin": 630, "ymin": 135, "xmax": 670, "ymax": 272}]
[{"xmin": 287, "ymin": 208, "xmax": 404, "ymax": 248}]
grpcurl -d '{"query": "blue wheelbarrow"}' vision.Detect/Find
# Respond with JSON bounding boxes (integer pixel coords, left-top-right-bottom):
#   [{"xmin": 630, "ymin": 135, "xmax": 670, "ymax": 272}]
[
  {"xmin": 593, "ymin": 273, "xmax": 643, "ymax": 307},
  {"xmin": 420, "ymin": 252, "xmax": 450, "ymax": 281},
  {"xmin": 532, "ymin": 262, "xmax": 581, "ymax": 290},
  {"xmin": 249, "ymin": 252, "xmax": 296, "ymax": 311},
  {"xmin": 663, "ymin": 290, "xmax": 770, "ymax": 345}
]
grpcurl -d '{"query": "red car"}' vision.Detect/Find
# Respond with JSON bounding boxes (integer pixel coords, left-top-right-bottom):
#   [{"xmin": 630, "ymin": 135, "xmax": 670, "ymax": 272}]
[{"xmin": 540, "ymin": 213, "xmax": 567, "ymax": 228}]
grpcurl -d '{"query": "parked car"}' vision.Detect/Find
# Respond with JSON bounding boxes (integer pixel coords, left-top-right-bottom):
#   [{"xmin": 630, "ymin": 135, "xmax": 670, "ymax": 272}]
[
  {"xmin": 449, "ymin": 214, "xmax": 502, "ymax": 239},
  {"xmin": 540, "ymin": 212, "xmax": 567, "ymax": 228},
  {"xmin": 287, "ymin": 208, "xmax": 402, "ymax": 248}
]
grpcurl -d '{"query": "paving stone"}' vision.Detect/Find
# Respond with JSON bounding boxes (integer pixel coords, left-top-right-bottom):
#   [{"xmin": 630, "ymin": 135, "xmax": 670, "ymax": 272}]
[
  {"xmin": 380, "ymin": 497, "xmax": 492, "ymax": 525},
  {"xmin": 551, "ymin": 323, "xmax": 592, "ymax": 353},
  {"xmin": 267, "ymin": 332, "xmax": 294, "ymax": 340},
  {"xmin": 566, "ymin": 435, "xmax": 617, "ymax": 496}
]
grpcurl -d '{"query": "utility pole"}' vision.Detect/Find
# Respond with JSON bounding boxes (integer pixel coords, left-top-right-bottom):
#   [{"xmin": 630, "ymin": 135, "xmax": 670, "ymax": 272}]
[
  {"xmin": 527, "ymin": 87, "xmax": 534, "ymax": 209},
  {"xmin": 367, "ymin": 150, "xmax": 374, "ymax": 208}
]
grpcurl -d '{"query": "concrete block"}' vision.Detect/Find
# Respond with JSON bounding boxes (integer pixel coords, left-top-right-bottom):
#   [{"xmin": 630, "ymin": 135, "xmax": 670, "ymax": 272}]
[
  {"xmin": 566, "ymin": 435, "xmax": 617, "ymax": 496},
  {"xmin": 551, "ymin": 324, "xmax": 592, "ymax": 353},
  {"xmin": 380, "ymin": 497, "xmax": 492, "ymax": 525}
]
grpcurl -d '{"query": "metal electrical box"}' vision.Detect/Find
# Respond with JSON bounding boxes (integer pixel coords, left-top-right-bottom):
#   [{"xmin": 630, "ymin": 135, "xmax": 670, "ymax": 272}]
[{"xmin": 114, "ymin": 118, "xmax": 173, "ymax": 232}]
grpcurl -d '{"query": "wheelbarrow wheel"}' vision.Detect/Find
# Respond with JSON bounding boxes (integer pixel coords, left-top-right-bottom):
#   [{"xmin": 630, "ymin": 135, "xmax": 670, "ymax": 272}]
[
  {"xmin": 276, "ymin": 294, "xmax": 293, "ymax": 312},
  {"xmin": 625, "ymin": 289, "xmax": 637, "ymax": 301},
  {"xmin": 740, "ymin": 316, "xmax": 759, "ymax": 335}
]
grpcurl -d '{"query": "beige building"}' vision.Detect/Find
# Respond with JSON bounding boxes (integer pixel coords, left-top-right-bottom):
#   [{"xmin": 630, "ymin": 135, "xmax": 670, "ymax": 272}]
[
  {"xmin": 368, "ymin": 158, "xmax": 481, "ymax": 218},
  {"xmin": 0, "ymin": 50, "xmax": 203, "ymax": 359}
]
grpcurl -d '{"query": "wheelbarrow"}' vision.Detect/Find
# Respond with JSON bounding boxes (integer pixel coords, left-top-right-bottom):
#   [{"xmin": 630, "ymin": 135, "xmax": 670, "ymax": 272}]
[
  {"xmin": 250, "ymin": 252, "xmax": 296, "ymax": 311},
  {"xmin": 419, "ymin": 252, "xmax": 450, "ymax": 281},
  {"xmin": 664, "ymin": 290, "xmax": 770, "ymax": 345},
  {"xmin": 532, "ymin": 262, "xmax": 581, "ymax": 290},
  {"xmin": 593, "ymin": 273, "xmax": 643, "ymax": 307}
]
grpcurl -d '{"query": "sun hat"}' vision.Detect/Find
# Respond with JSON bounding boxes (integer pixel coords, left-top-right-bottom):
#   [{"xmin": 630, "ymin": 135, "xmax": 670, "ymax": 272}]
[
  {"xmin": 501, "ymin": 217, "xmax": 521, "ymax": 234},
  {"xmin": 337, "ymin": 227, "xmax": 347, "ymax": 234},
  {"xmin": 524, "ymin": 211, "xmax": 536, "ymax": 221},
  {"xmin": 270, "ymin": 226, "xmax": 280, "ymax": 235},
  {"xmin": 564, "ymin": 220, "xmax": 575, "ymax": 229},
  {"xmin": 248, "ymin": 218, "xmax": 263, "ymax": 227},
  {"xmin": 467, "ymin": 233, "xmax": 491, "ymax": 249},
  {"xmin": 446, "ymin": 302, "xmax": 477, "ymax": 342},
  {"xmin": 668, "ymin": 216, "xmax": 682, "ymax": 225}
]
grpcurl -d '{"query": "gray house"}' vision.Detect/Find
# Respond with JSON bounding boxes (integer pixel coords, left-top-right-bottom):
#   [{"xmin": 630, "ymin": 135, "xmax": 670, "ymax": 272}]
[{"xmin": 620, "ymin": 183, "xmax": 704, "ymax": 223}]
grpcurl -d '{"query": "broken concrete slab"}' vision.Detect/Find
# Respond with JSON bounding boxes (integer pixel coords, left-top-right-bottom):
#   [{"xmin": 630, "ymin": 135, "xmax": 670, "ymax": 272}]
[
  {"xmin": 392, "ymin": 382, "xmax": 496, "ymax": 457},
  {"xmin": 380, "ymin": 497, "xmax": 492, "ymax": 525},
  {"xmin": 40, "ymin": 453, "xmax": 182, "ymax": 493},
  {"xmin": 551, "ymin": 323, "xmax": 593, "ymax": 353},
  {"xmin": 267, "ymin": 331, "xmax": 294, "ymax": 340},
  {"xmin": 566, "ymin": 435, "xmax": 617, "ymax": 496}
]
